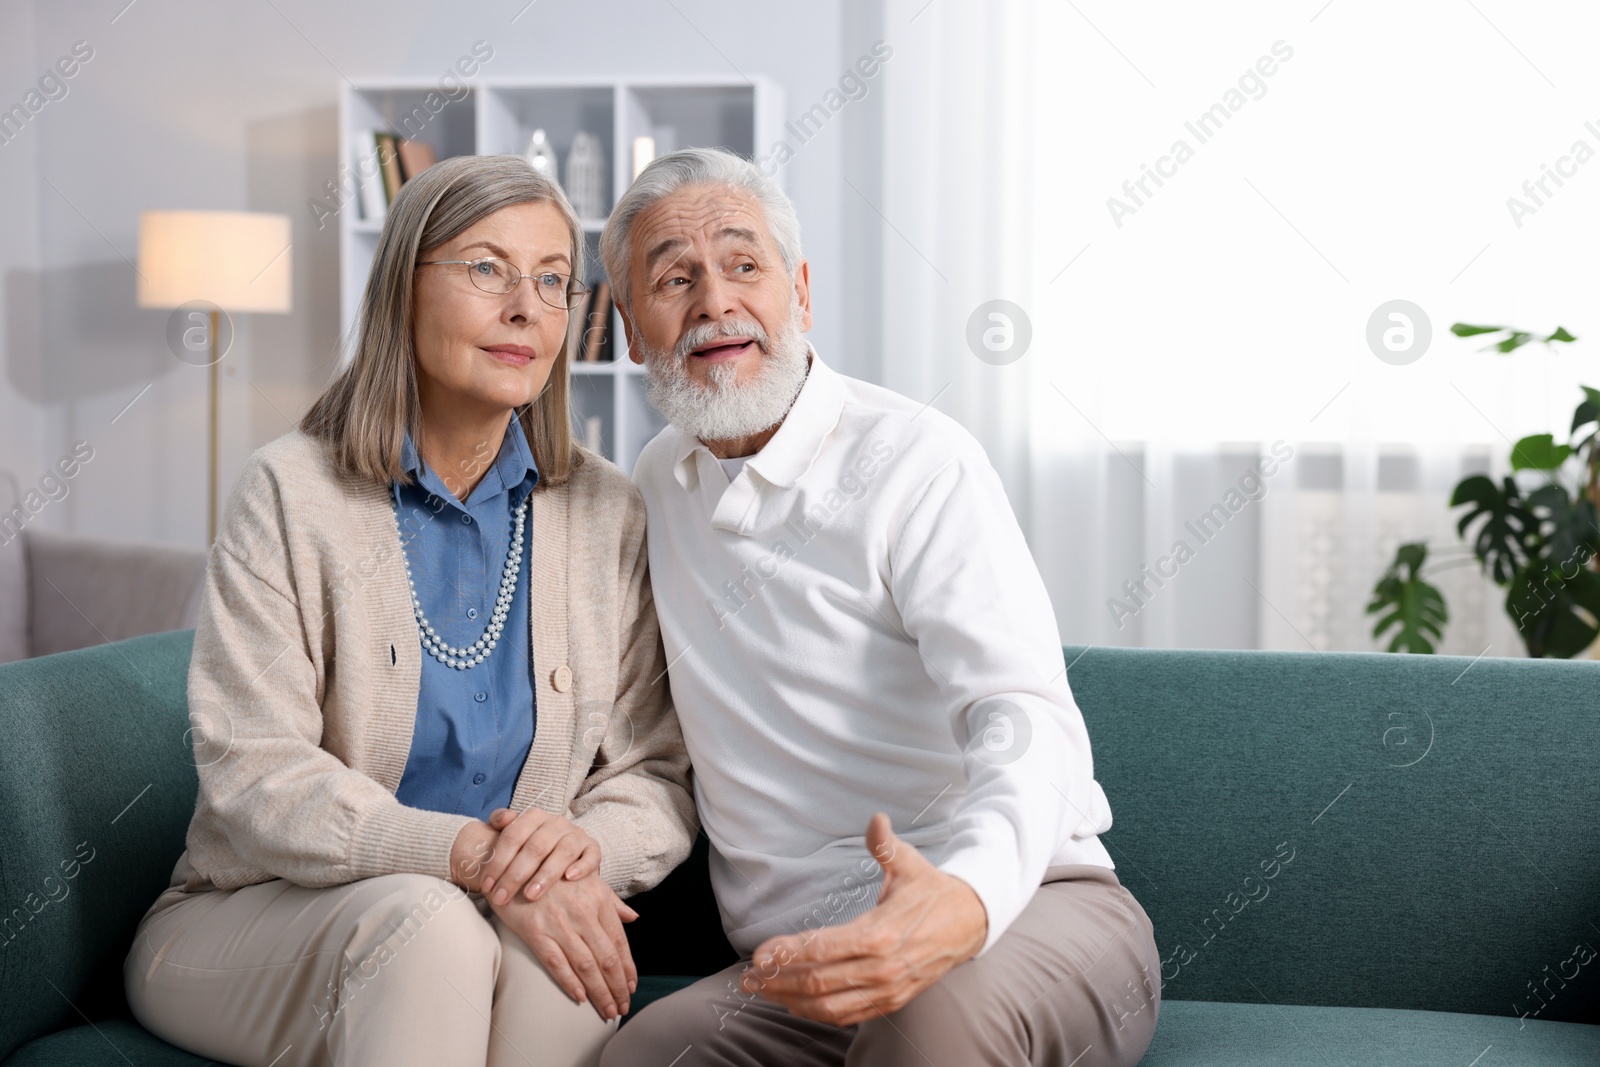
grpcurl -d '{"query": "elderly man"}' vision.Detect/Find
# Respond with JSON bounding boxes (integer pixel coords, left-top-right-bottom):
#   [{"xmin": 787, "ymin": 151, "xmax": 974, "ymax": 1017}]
[{"xmin": 597, "ymin": 148, "xmax": 1159, "ymax": 1067}]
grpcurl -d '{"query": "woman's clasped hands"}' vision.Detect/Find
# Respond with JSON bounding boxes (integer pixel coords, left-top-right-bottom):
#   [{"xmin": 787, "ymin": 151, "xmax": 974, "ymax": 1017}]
[{"xmin": 477, "ymin": 806, "xmax": 601, "ymax": 905}]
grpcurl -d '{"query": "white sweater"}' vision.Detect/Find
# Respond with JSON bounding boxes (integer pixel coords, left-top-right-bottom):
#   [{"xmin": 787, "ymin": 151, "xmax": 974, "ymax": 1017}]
[{"xmin": 633, "ymin": 351, "xmax": 1114, "ymax": 956}]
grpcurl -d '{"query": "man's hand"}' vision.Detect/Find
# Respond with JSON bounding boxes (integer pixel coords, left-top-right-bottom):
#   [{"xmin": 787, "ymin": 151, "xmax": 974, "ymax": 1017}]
[
  {"xmin": 740, "ymin": 813, "xmax": 988, "ymax": 1027},
  {"xmin": 479, "ymin": 806, "xmax": 602, "ymax": 906},
  {"xmin": 491, "ymin": 872, "xmax": 640, "ymax": 1022}
]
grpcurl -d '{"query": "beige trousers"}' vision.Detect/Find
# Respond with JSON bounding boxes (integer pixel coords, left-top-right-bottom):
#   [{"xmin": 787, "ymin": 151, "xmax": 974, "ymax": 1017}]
[
  {"xmin": 124, "ymin": 854, "xmax": 616, "ymax": 1067},
  {"xmin": 601, "ymin": 864, "xmax": 1160, "ymax": 1067}
]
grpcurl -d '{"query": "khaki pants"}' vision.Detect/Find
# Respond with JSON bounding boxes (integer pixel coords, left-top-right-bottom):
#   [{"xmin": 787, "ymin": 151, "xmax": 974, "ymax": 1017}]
[
  {"xmin": 124, "ymin": 854, "xmax": 616, "ymax": 1067},
  {"xmin": 602, "ymin": 865, "xmax": 1160, "ymax": 1067}
]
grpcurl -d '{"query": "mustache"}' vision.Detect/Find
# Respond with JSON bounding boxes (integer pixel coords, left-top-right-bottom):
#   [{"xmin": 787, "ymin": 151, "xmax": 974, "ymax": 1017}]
[{"xmin": 671, "ymin": 318, "xmax": 770, "ymax": 361}]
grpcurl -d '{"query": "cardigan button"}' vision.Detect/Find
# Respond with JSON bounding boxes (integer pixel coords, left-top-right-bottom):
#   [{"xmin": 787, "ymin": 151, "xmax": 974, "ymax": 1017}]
[{"xmin": 552, "ymin": 664, "xmax": 573, "ymax": 692}]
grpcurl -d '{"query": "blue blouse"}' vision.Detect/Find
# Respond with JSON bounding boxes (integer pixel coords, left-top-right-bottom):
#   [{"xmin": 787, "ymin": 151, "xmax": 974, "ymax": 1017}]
[{"xmin": 391, "ymin": 422, "xmax": 538, "ymax": 820}]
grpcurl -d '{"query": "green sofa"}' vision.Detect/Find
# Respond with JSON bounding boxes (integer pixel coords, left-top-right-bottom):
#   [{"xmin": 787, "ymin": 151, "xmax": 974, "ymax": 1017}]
[{"xmin": 1, "ymin": 631, "xmax": 1596, "ymax": 1065}]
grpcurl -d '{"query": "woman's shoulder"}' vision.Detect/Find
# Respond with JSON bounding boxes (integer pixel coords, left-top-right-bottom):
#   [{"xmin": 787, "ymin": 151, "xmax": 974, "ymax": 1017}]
[
  {"xmin": 249, "ymin": 428, "xmax": 337, "ymax": 476},
  {"xmin": 246, "ymin": 430, "xmax": 340, "ymax": 482},
  {"xmin": 219, "ymin": 432, "xmax": 354, "ymax": 544},
  {"xmin": 563, "ymin": 445, "xmax": 643, "ymax": 511},
  {"xmin": 556, "ymin": 445, "xmax": 647, "ymax": 546}
]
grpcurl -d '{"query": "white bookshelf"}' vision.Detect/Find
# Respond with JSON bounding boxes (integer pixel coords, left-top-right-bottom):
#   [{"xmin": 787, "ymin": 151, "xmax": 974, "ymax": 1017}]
[{"xmin": 338, "ymin": 76, "xmax": 785, "ymax": 474}]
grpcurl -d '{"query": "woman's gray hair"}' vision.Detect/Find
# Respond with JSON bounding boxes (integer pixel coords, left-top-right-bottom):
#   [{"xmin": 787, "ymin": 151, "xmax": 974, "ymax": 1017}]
[{"xmin": 600, "ymin": 147, "xmax": 802, "ymax": 313}]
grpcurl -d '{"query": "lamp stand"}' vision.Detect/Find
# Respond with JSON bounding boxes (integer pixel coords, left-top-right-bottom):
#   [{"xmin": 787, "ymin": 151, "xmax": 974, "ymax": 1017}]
[{"xmin": 208, "ymin": 307, "xmax": 219, "ymax": 545}]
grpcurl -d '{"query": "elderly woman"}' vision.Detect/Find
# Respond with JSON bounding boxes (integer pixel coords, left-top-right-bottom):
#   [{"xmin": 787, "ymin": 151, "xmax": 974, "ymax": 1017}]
[{"xmin": 123, "ymin": 155, "xmax": 696, "ymax": 1067}]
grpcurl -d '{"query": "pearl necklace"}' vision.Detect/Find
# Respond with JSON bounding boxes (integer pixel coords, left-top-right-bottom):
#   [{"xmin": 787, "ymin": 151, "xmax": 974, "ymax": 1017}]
[{"xmin": 394, "ymin": 492, "xmax": 528, "ymax": 671}]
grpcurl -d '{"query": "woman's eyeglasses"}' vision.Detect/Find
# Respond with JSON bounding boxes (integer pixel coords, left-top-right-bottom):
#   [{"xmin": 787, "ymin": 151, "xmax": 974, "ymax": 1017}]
[{"xmin": 418, "ymin": 257, "xmax": 592, "ymax": 310}]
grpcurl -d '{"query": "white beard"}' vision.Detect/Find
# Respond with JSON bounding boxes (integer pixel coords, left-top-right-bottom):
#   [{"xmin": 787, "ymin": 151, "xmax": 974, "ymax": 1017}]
[{"xmin": 636, "ymin": 297, "xmax": 811, "ymax": 443}]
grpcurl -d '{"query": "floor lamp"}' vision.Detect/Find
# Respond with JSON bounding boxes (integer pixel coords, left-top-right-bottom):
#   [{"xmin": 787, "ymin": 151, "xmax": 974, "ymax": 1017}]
[{"xmin": 137, "ymin": 211, "xmax": 292, "ymax": 543}]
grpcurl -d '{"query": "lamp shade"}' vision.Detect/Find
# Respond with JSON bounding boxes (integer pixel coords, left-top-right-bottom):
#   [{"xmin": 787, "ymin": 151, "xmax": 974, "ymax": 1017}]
[{"xmin": 137, "ymin": 210, "xmax": 292, "ymax": 313}]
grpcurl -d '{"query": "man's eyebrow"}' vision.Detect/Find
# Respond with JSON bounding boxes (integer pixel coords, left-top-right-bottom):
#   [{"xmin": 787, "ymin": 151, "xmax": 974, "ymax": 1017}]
[
  {"xmin": 716, "ymin": 226, "xmax": 762, "ymax": 246},
  {"xmin": 459, "ymin": 240, "xmax": 571, "ymax": 267},
  {"xmin": 644, "ymin": 237, "xmax": 687, "ymax": 272},
  {"xmin": 643, "ymin": 227, "xmax": 763, "ymax": 272}
]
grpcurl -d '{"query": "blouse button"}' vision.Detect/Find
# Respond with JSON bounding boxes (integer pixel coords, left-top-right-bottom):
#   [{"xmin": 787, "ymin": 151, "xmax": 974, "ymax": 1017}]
[
  {"xmin": 467, "ymin": 607, "xmax": 479, "ymax": 620},
  {"xmin": 474, "ymin": 692, "xmax": 487, "ymax": 703},
  {"xmin": 552, "ymin": 665, "xmax": 573, "ymax": 693},
  {"xmin": 461, "ymin": 514, "xmax": 473, "ymax": 524},
  {"xmin": 472, "ymin": 772, "xmax": 486, "ymax": 785}
]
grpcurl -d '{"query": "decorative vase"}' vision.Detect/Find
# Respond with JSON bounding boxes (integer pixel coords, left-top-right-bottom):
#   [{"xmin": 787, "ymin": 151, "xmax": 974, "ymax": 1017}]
[
  {"xmin": 524, "ymin": 128, "xmax": 557, "ymax": 178},
  {"xmin": 565, "ymin": 132, "xmax": 605, "ymax": 219}
]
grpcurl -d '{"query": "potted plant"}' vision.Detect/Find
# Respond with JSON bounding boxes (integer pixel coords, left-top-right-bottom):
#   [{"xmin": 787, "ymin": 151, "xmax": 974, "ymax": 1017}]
[{"xmin": 1367, "ymin": 325, "xmax": 1600, "ymax": 658}]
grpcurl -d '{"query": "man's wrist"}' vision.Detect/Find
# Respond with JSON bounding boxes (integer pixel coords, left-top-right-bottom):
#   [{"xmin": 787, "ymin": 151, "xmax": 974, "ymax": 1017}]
[
  {"xmin": 450, "ymin": 820, "xmax": 498, "ymax": 892},
  {"xmin": 958, "ymin": 878, "xmax": 989, "ymax": 953},
  {"xmin": 937, "ymin": 869, "xmax": 990, "ymax": 958}
]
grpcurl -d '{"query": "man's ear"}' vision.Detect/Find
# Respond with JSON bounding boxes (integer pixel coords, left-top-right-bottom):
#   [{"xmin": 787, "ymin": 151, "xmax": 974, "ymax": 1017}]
[
  {"xmin": 793, "ymin": 259, "xmax": 813, "ymax": 332},
  {"xmin": 616, "ymin": 294, "xmax": 643, "ymax": 365}
]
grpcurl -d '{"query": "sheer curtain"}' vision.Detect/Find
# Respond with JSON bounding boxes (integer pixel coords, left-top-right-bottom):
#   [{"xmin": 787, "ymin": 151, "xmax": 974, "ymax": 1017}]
[{"xmin": 849, "ymin": 0, "xmax": 1599, "ymax": 656}]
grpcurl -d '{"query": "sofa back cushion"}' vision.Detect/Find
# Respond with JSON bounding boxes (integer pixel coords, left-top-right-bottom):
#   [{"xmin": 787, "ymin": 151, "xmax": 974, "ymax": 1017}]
[
  {"xmin": 26, "ymin": 531, "xmax": 206, "ymax": 659},
  {"xmin": 0, "ymin": 472, "xmax": 28, "ymax": 663},
  {"xmin": 0, "ymin": 630, "xmax": 198, "ymax": 1060},
  {"xmin": 1069, "ymin": 644, "xmax": 1600, "ymax": 1024}
]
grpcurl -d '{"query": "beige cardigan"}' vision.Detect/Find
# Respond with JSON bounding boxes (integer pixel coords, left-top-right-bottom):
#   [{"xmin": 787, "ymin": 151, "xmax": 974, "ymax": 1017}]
[{"xmin": 175, "ymin": 430, "xmax": 696, "ymax": 897}]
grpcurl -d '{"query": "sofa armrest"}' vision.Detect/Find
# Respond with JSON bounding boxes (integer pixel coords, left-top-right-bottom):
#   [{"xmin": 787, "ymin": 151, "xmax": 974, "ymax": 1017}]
[{"xmin": 26, "ymin": 530, "xmax": 207, "ymax": 658}]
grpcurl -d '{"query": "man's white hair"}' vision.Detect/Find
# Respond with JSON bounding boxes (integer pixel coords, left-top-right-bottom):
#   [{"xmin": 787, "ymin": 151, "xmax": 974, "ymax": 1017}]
[{"xmin": 599, "ymin": 147, "xmax": 803, "ymax": 314}]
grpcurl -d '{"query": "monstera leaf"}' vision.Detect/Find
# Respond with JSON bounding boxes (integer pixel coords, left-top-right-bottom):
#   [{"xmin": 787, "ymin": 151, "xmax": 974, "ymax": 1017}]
[
  {"xmin": 1511, "ymin": 434, "xmax": 1572, "ymax": 471},
  {"xmin": 1377, "ymin": 342, "xmax": 1600, "ymax": 659},
  {"xmin": 1506, "ymin": 561, "xmax": 1600, "ymax": 658},
  {"xmin": 1451, "ymin": 323, "xmax": 1578, "ymax": 354},
  {"xmin": 1451, "ymin": 475, "xmax": 1537, "ymax": 584},
  {"xmin": 1524, "ymin": 483, "xmax": 1600, "ymax": 570},
  {"xmin": 1572, "ymin": 386, "xmax": 1600, "ymax": 450},
  {"xmin": 1366, "ymin": 542, "xmax": 1448, "ymax": 654}
]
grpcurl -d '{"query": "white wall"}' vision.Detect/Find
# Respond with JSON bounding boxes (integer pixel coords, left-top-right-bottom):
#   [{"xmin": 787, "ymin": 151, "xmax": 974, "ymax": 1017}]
[
  {"xmin": 2, "ymin": 0, "xmax": 845, "ymax": 548},
  {"xmin": 0, "ymin": 1, "xmax": 44, "ymax": 516}
]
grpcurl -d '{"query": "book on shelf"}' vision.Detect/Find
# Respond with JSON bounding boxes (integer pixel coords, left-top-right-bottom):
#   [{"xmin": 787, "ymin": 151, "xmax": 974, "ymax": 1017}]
[
  {"xmin": 360, "ymin": 133, "xmax": 439, "ymax": 217},
  {"xmin": 354, "ymin": 129, "xmax": 387, "ymax": 223},
  {"xmin": 374, "ymin": 133, "xmax": 403, "ymax": 206},
  {"xmin": 564, "ymin": 287, "xmax": 590, "ymax": 362},
  {"xmin": 396, "ymin": 139, "xmax": 437, "ymax": 182},
  {"xmin": 580, "ymin": 281, "xmax": 611, "ymax": 362}
]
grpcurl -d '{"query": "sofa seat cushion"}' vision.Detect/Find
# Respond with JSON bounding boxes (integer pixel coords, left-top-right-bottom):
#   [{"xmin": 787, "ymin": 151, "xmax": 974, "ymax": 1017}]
[
  {"xmin": 3, "ymin": 976, "xmax": 706, "ymax": 1062},
  {"xmin": 6, "ymin": 978, "xmax": 727, "ymax": 1063},
  {"xmin": 9, "ymin": 997, "xmax": 1595, "ymax": 1066},
  {"xmin": 1143, "ymin": 1000, "xmax": 1600, "ymax": 1065},
  {"xmin": 3, "ymin": 1020, "xmax": 223, "ymax": 1066}
]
